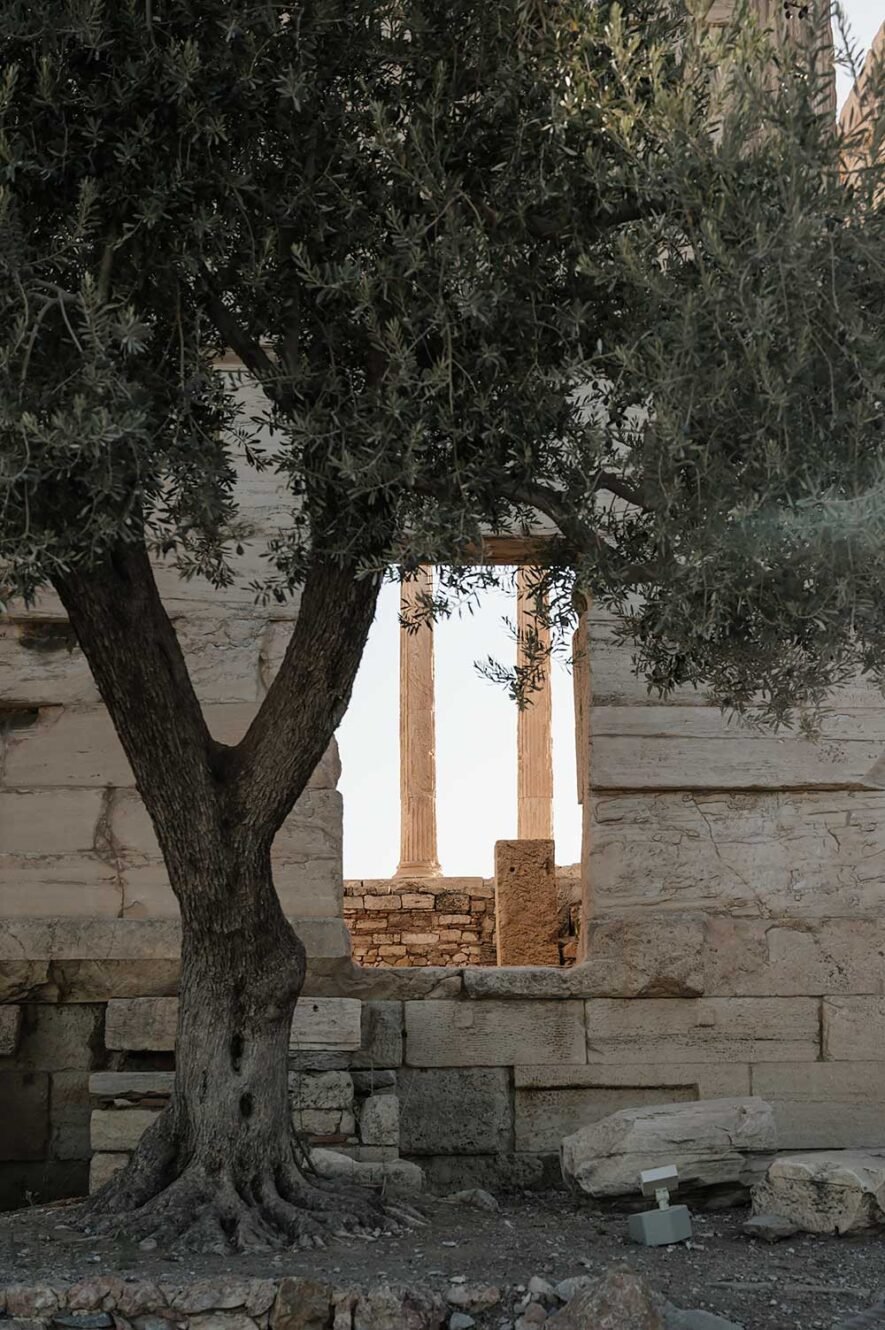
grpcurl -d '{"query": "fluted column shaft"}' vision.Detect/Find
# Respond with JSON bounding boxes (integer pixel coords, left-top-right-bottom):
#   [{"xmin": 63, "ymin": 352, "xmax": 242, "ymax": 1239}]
[
  {"xmin": 396, "ymin": 567, "xmax": 440, "ymax": 877},
  {"xmin": 516, "ymin": 566, "xmax": 554, "ymax": 841}
]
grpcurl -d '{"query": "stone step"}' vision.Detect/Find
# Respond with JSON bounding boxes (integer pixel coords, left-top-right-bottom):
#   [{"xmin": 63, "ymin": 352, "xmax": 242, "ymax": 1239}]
[{"xmin": 89, "ymin": 1071, "xmax": 175, "ymax": 1099}]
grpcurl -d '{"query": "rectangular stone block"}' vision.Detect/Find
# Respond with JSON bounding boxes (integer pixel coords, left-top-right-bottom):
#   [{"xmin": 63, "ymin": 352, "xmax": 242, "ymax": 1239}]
[
  {"xmin": 590, "ymin": 704, "xmax": 885, "ymax": 790},
  {"xmin": 15, "ymin": 1003, "xmax": 104, "ymax": 1071},
  {"xmin": 579, "ymin": 913, "xmax": 885, "ymax": 999},
  {"xmin": 4, "ymin": 704, "xmax": 336, "ymax": 790},
  {"xmin": 0, "ymin": 1004, "xmax": 21, "ymax": 1055},
  {"xmin": 585, "ymin": 997, "xmax": 819, "ymax": 1064},
  {"xmin": 513, "ymin": 1063, "xmax": 750, "ymax": 1153},
  {"xmin": 399, "ymin": 1067, "xmax": 512, "ymax": 1154},
  {"xmin": 405, "ymin": 999, "xmax": 586, "ymax": 1067},
  {"xmin": 91, "ymin": 1108, "xmax": 159, "ymax": 1152},
  {"xmin": 292, "ymin": 998, "xmax": 362, "ymax": 1051},
  {"xmin": 0, "ymin": 620, "xmax": 99, "ymax": 706},
  {"xmin": 359, "ymin": 1093, "xmax": 400, "ymax": 1146},
  {"xmin": 89, "ymin": 1072, "xmax": 176, "ymax": 1099},
  {"xmin": 350, "ymin": 1001, "xmax": 403, "ymax": 1069},
  {"xmin": 0, "ymin": 917, "xmax": 350, "ymax": 1003},
  {"xmin": 0, "ymin": 1070, "xmax": 50, "ymax": 1160},
  {"xmin": 752, "ymin": 1062, "xmax": 885, "ymax": 1149},
  {"xmin": 105, "ymin": 995, "xmax": 361, "ymax": 1052},
  {"xmin": 592, "ymin": 789, "xmax": 885, "ymax": 918},
  {"xmin": 0, "ymin": 856, "xmax": 122, "ymax": 919},
  {"xmin": 0, "ymin": 790, "xmax": 106, "ymax": 856},
  {"xmin": 822, "ymin": 996, "xmax": 885, "ymax": 1061},
  {"xmin": 288, "ymin": 1070, "xmax": 354, "ymax": 1112},
  {"xmin": 494, "ymin": 840, "xmax": 559, "ymax": 967}
]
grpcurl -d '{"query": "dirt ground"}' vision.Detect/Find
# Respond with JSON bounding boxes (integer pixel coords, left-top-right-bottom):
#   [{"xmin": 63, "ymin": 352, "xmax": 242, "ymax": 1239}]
[{"xmin": 1, "ymin": 1191, "xmax": 884, "ymax": 1330}]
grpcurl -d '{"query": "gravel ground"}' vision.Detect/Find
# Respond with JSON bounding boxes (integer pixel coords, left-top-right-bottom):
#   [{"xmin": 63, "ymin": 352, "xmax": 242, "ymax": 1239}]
[{"xmin": 1, "ymin": 1191, "xmax": 884, "ymax": 1329}]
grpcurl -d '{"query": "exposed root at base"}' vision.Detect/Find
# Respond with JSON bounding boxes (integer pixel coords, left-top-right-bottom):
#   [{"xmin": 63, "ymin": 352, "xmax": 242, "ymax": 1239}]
[{"xmin": 80, "ymin": 1162, "xmax": 416, "ymax": 1254}]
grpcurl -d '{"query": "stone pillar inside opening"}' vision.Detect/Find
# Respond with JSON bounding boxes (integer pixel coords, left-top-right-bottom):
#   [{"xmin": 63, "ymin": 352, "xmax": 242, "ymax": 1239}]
[
  {"xmin": 395, "ymin": 566, "xmax": 441, "ymax": 879},
  {"xmin": 516, "ymin": 566, "xmax": 554, "ymax": 842}
]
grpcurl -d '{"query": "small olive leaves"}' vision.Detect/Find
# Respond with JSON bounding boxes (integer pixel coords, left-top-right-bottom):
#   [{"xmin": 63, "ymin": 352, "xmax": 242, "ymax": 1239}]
[{"xmin": 0, "ymin": 0, "xmax": 883, "ymax": 723}]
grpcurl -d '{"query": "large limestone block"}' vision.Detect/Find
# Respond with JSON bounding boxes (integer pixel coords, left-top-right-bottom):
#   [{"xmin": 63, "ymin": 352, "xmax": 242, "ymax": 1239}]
[
  {"xmin": 515, "ymin": 1064, "xmax": 750, "ymax": 1153},
  {"xmin": 0, "ymin": 917, "xmax": 351, "ymax": 1003},
  {"xmin": 752, "ymin": 1152, "xmax": 885, "ymax": 1233},
  {"xmin": 0, "ymin": 857, "xmax": 122, "ymax": 919},
  {"xmin": 494, "ymin": 840, "xmax": 559, "ymax": 967},
  {"xmin": 591, "ymin": 789, "xmax": 885, "ymax": 918},
  {"xmin": 752, "ymin": 1063, "xmax": 885, "ymax": 1149},
  {"xmin": 4, "ymin": 706, "xmax": 339, "ymax": 790},
  {"xmin": 0, "ymin": 791, "xmax": 106, "ymax": 856},
  {"xmin": 822, "ymin": 996, "xmax": 885, "ymax": 1061},
  {"xmin": 404, "ymin": 999, "xmax": 586, "ymax": 1067},
  {"xmin": 310, "ymin": 1147, "xmax": 424, "ymax": 1194},
  {"xmin": 590, "ymin": 704, "xmax": 885, "ymax": 790},
  {"xmin": 90, "ymin": 1108, "xmax": 159, "ymax": 1154},
  {"xmin": 105, "ymin": 995, "xmax": 362, "ymax": 1052},
  {"xmin": 585, "ymin": 997, "xmax": 819, "ymax": 1064},
  {"xmin": 0, "ymin": 619, "xmax": 100, "ymax": 705},
  {"xmin": 578, "ymin": 913, "xmax": 885, "ymax": 999},
  {"xmin": 561, "ymin": 1097, "xmax": 777, "ymax": 1198},
  {"xmin": 399, "ymin": 1068, "xmax": 512, "ymax": 1155}
]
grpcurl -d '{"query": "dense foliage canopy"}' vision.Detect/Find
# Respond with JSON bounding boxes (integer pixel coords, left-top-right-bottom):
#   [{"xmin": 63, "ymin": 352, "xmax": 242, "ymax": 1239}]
[{"xmin": 1, "ymin": 0, "xmax": 884, "ymax": 723}]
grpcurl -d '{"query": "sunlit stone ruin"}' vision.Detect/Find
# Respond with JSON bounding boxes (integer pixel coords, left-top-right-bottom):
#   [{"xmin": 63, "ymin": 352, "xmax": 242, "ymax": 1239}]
[{"xmin": 2, "ymin": 9, "xmax": 885, "ymax": 1267}]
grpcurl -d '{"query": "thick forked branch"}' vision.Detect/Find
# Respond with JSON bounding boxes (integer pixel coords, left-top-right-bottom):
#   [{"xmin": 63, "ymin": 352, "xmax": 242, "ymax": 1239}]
[
  {"xmin": 52, "ymin": 542, "xmax": 221, "ymax": 857},
  {"xmin": 232, "ymin": 556, "xmax": 381, "ymax": 843}
]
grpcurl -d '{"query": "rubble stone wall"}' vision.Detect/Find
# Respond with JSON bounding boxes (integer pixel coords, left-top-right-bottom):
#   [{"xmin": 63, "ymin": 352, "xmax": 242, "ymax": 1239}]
[{"xmin": 343, "ymin": 873, "xmax": 581, "ymax": 969}]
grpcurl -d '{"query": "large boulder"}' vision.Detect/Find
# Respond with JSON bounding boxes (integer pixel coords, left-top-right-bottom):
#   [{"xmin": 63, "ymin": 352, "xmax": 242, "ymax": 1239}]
[
  {"xmin": 752, "ymin": 1151, "xmax": 885, "ymax": 1234},
  {"xmin": 561, "ymin": 1097, "xmax": 776, "ymax": 1198}
]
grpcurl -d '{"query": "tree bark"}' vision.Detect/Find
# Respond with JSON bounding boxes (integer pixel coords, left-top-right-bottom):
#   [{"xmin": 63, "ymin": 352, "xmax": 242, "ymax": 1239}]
[{"xmin": 52, "ymin": 540, "xmax": 384, "ymax": 1249}]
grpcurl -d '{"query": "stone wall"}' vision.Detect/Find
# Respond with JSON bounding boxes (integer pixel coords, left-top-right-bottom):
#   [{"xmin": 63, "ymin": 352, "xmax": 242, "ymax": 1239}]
[
  {"xmin": 343, "ymin": 874, "xmax": 581, "ymax": 968},
  {"xmin": 4, "ymin": 918, "xmax": 875, "ymax": 1200},
  {"xmin": 0, "ymin": 374, "xmax": 347, "ymax": 1208}
]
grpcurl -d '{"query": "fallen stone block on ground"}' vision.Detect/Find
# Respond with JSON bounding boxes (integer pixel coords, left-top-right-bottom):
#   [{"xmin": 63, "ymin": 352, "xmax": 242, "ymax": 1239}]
[
  {"xmin": 560, "ymin": 1097, "xmax": 777, "ymax": 1198},
  {"xmin": 309, "ymin": 1147, "xmax": 424, "ymax": 1194},
  {"xmin": 752, "ymin": 1151, "xmax": 885, "ymax": 1234}
]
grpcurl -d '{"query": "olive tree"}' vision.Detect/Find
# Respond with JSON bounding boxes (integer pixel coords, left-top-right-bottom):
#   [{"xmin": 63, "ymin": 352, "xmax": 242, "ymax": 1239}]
[{"xmin": 1, "ymin": 0, "xmax": 882, "ymax": 1249}]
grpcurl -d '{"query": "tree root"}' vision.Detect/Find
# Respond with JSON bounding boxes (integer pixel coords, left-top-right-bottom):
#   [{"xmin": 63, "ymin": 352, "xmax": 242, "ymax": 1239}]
[{"xmin": 80, "ymin": 1138, "xmax": 418, "ymax": 1253}]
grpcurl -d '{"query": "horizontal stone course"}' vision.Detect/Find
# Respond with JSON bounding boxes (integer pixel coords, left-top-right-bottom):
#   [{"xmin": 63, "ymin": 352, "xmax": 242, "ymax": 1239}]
[
  {"xmin": 584, "ymin": 997, "xmax": 819, "ymax": 1064},
  {"xmin": 590, "ymin": 702, "xmax": 885, "ymax": 790},
  {"xmin": 105, "ymin": 996, "xmax": 362, "ymax": 1053}
]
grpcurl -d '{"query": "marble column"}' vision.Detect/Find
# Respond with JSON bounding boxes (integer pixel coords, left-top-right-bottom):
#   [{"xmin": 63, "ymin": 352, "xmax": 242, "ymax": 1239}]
[
  {"xmin": 396, "ymin": 566, "xmax": 440, "ymax": 877},
  {"xmin": 516, "ymin": 566, "xmax": 554, "ymax": 841}
]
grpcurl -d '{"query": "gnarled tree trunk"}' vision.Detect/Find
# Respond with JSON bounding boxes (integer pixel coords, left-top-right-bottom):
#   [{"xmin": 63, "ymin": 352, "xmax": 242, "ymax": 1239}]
[{"xmin": 53, "ymin": 540, "xmax": 383, "ymax": 1249}]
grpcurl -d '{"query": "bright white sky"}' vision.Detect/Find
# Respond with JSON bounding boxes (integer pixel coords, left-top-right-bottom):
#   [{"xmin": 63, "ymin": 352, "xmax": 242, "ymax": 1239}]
[{"xmin": 337, "ymin": 0, "xmax": 884, "ymax": 882}]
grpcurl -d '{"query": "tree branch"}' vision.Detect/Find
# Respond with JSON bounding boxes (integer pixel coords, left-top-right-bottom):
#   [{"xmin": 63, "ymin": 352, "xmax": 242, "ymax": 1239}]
[
  {"xmin": 201, "ymin": 274, "xmax": 286, "ymax": 405},
  {"xmin": 231, "ymin": 556, "xmax": 381, "ymax": 842}
]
